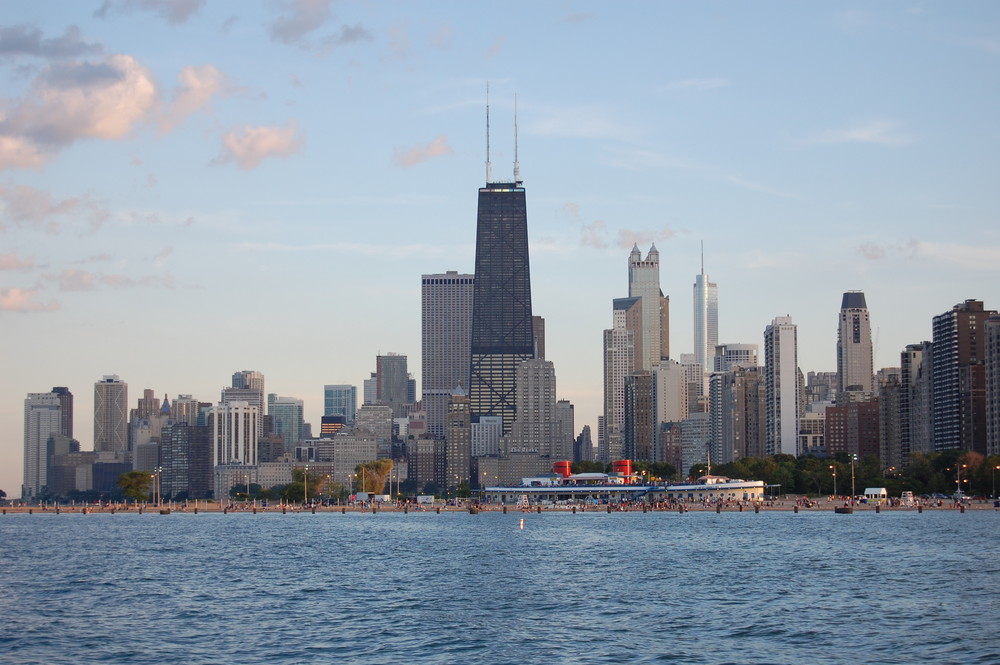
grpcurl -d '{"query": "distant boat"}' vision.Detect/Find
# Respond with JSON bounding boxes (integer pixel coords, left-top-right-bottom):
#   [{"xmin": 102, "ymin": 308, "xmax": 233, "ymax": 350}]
[
  {"xmin": 159, "ymin": 508, "xmax": 171, "ymax": 515},
  {"xmin": 834, "ymin": 506, "xmax": 853, "ymax": 514}
]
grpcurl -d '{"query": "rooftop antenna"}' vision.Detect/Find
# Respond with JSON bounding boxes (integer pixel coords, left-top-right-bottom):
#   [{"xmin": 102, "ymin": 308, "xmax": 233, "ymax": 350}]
[
  {"xmin": 513, "ymin": 93, "xmax": 520, "ymax": 184},
  {"xmin": 485, "ymin": 82, "xmax": 492, "ymax": 184},
  {"xmin": 700, "ymin": 240, "xmax": 704, "ymax": 274}
]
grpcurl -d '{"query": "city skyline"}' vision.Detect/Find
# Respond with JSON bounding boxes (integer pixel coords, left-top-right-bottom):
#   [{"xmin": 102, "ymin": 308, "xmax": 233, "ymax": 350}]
[{"xmin": 2, "ymin": 2, "xmax": 999, "ymax": 496}]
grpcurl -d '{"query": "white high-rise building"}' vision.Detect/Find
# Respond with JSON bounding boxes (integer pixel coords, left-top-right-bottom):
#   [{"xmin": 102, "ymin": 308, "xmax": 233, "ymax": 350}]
[
  {"xmin": 628, "ymin": 244, "xmax": 668, "ymax": 369},
  {"xmin": 652, "ymin": 360, "xmax": 688, "ymax": 426},
  {"xmin": 94, "ymin": 375, "xmax": 128, "ymax": 454},
  {"xmin": 693, "ymin": 256, "xmax": 718, "ymax": 374},
  {"xmin": 764, "ymin": 316, "xmax": 800, "ymax": 456},
  {"xmin": 421, "ymin": 271, "xmax": 474, "ymax": 439},
  {"xmin": 23, "ymin": 392, "xmax": 63, "ymax": 500},
  {"xmin": 603, "ymin": 297, "xmax": 640, "ymax": 452},
  {"xmin": 837, "ymin": 292, "xmax": 874, "ymax": 393},
  {"xmin": 211, "ymin": 400, "xmax": 258, "ymax": 467},
  {"xmin": 713, "ymin": 344, "xmax": 758, "ymax": 372}
]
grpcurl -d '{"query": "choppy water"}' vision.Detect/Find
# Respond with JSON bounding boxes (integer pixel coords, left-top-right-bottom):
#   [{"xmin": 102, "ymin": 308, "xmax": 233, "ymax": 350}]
[{"xmin": 1, "ymin": 510, "xmax": 998, "ymax": 665}]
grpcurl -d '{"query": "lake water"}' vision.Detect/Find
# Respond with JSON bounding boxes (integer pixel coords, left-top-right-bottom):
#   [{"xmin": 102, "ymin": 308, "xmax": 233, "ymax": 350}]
[{"xmin": 1, "ymin": 510, "xmax": 997, "ymax": 665}]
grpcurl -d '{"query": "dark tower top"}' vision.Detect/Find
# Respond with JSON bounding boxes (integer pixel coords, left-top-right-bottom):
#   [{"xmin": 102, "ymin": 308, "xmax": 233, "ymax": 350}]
[{"xmin": 841, "ymin": 292, "xmax": 867, "ymax": 309}]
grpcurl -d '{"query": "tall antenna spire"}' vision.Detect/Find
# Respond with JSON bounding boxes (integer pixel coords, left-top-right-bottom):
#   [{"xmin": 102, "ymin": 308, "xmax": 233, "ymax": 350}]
[
  {"xmin": 513, "ymin": 93, "xmax": 520, "ymax": 184},
  {"xmin": 701, "ymin": 240, "xmax": 704, "ymax": 274},
  {"xmin": 485, "ymin": 82, "xmax": 492, "ymax": 184}
]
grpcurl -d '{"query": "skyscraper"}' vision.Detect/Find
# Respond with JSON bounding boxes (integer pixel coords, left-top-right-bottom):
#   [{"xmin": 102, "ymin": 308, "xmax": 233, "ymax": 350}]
[
  {"xmin": 469, "ymin": 177, "xmax": 534, "ymax": 434},
  {"xmin": 764, "ymin": 316, "xmax": 800, "ymax": 456},
  {"xmin": 837, "ymin": 291, "xmax": 874, "ymax": 394},
  {"xmin": 628, "ymin": 244, "xmax": 669, "ymax": 370},
  {"xmin": 51, "ymin": 386, "xmax": 73, "ymax": 440},
  {"xmin": 602, "ymin": 296, "xmax": 641, "ymax": 461},
  {"xmin": 422, "ymin": 271, "xmax": 474, "ymax": 439},
  {"xmin": 444, "ymin": 388, "xmax": 472, "ymax": 491},
  {"xmin": 986, "ymin": 316, "xmax": 1000, "ymax": 456},
  {"xmin": 94, "ymin": 375, "xmax": 128, "ymax": 454},
  {"xmin": 323, "ymin": 385, "xmax": 357, "ymax": 425},
  {"xmin": 693, "ymin": 252, "xmax": 718, "ymax": 374},
  {"xmin": 23, "ymin": 391, "xmax": 63, "ymax": 499},
  {"xmin": 931, "ymin": 299, "xmax": 996, "ymax": 453},
  {"xmin": 375, "ymin": 353, "xmax": 410, "ymax": 419},
  {"xmin": 211, "ymin": 400, "xmax": 258, "ymax": 467},
  {"xmin": 267, "ymin": 394, "xmax": 305, "ymax": 452}
]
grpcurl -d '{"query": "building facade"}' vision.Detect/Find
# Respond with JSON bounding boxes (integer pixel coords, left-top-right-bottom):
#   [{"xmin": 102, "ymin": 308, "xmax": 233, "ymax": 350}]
[
  {"xmin": 323, "ymin": 385, "xmax": 357, "ymax": 425},
  {"xmin": 94, "ymin": 375, "xmax": 128, "ymax": 454},
  {"xmin": 469, "ymin": 180, "xmax": 535, "ymax": 435},
  {"xmin": 764, "ymin": 316, "xmax": 800, "ymax": 456},
  {"xmin": 837, "ymin": 292, "xmax": 874, "ymax": 394},
  {"xmin": 421, "ymin": 271, "xmax": 474, "ymax": 439}
]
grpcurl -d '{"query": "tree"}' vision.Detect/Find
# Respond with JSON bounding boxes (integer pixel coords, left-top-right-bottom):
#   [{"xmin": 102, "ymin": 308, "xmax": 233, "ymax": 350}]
[
  {"xmin": 571, "ymin": 460, "xmax": 608, "ymax": 474},
  {"xmin": 355, "ymin": 458, "xmax": 393, "ymax": 494},
  {"xmin": 455, "ymin": 481, "xmax": 471, "ymax": 498},
  {"xmin": 117, "ymin": 471, "xmax": 153, "ymax": 502}
]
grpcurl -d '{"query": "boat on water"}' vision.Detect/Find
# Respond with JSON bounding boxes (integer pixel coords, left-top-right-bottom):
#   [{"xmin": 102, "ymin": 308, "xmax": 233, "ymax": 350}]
[{"xmin": 834, "ymin": 506, "xmax": 853, "ymax": 514}]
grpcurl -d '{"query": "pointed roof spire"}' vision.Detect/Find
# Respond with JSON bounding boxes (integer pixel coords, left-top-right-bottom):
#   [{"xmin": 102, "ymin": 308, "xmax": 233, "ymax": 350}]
[
  {"xmin": 485, "ymin": 82, "xmax": 492, "ymax": 184},
  {"xmin": 513, "ymin": 93, "xmax": 520, "ymax": 184}
]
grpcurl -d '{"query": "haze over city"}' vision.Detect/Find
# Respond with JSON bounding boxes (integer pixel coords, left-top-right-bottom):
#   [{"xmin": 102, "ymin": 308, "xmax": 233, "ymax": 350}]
[{"xmin": 2, "ymin": 1, "xmax": 999, "ymax": 496}]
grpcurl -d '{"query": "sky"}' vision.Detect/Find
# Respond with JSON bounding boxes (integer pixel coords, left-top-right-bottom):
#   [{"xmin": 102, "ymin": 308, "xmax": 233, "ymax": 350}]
[{"xmin": 2, "ymin": 1, "xmax": 999, "ymax": 498}]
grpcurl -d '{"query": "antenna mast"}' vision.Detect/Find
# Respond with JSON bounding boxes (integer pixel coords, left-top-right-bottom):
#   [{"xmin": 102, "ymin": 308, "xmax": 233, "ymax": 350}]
[
  {"xmin": 701, "ymin": 240, "xmax": 704, "ymax": 274},
  {"xmin": 513, "ymin": 93, "xmax": 520, "ymax": 184},
  {"xmin": 485, "ymin": 82, "xmax": 492, "ymax": 184}
]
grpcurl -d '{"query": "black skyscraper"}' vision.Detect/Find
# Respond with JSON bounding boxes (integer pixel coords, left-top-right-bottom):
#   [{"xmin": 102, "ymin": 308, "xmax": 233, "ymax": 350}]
[{"xmin": 469, "ymin": 181, "xmax": 534, "ymax": 434}]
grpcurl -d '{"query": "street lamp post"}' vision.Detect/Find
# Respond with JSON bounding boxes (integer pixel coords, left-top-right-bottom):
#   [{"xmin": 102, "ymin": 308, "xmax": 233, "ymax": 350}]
[
  {"xmin": 850, "ymin": 454, "xmax": 857, "ymax": 505},
  {"xmin": 304, "ymin": 464, "xmax": 309, "ymax": 505},
  {"xmin": 993, "ymin": 465, "xmax": 1000, "ymax": 499},
  {"xmin": 829, "ymin": 465, "xmax": 837, "ymax": 498}
]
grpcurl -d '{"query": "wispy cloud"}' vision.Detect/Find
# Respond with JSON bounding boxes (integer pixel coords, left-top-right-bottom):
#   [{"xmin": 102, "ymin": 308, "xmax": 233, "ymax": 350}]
[
  {"xmin": 807, "ymin": 120, "xmax": 913, "ymax": 146},
  {"xmin": 238, "ymin": 241, "xmax": 448, "ymax": 258},
  {"xmin": 661, "ymin": 77, "xmax": 731, "ymax": 92},
  {"xmin": 216, "ymin": 120, "xmax": 302, "ymax": 170},
  {"xmin": 576, "ymin": 219, "xmax": 675, "ymax": 250},
  {"xmin": 159, "ymin": 65, "xmax": 239, "ymax": 134},
  {"xmin": 0, "ymin": 185, "xmax": 110, "ymax": 233},
  {"xmin": 269, "ymin": 0, "xmax": 331, "ymax": 44},
  {"xmin": 559, "ymin": 13, "xmax": 594, "ymax": 26},
  {"xmin": 0, "ymin": 25, "xmax": 102, "ymax": 59},
  {"xmin": 392, "ymin": 135, "xmax": 453, "ymax": 168},
  {"xmin": 486, "ymin": 37, "xmax": 506, "ymax": 58},
  {"xmin": 0, "ymin": 252, "xmax": 34, "ymax": 270},
  {"xmin": 863, "ymin": 239, "xmax": 1000, "ymax": 270},
  {"xmin": 50, "ymin": 268, "xmax": 173, "ymax": 291},
  {"xmin": 430, "ymin": 24, "xmax": 453, "ymax": 49},
  {"xmin": 95, "ymin": 0, "xmax": 205, "ymax": 25},
  {"xmin": 0, "ymin": 287, "xmax": 59, "ymax": 312},
  {"xmin": 530, "ymin": 103, "xmax": 639, "ymax": 141}
]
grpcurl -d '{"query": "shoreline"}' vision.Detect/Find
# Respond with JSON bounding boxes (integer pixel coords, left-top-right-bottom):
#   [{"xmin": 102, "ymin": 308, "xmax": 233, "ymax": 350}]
[{"xmin": 2, "ymin": 500, "xmax": 996, "ymax": 515}]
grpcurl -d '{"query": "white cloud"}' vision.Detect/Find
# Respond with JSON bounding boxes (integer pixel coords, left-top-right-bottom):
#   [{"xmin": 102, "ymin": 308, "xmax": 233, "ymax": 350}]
[
  {"xmin": 807, "ymin": 120, "xmax": 912, "ymax": 146},
  {"xmin": 0, "ymin": 54, "xmax": 158, "ymax": 168},
  {"xmin": 159, "ymin": 65, "xmax": 234, "ymax": 134},
  {"xmin": 216, "ymin": 120, "xmax": 302, "ymax": 170},
  {"xmin": 0, "ymin": 287, "xmax": 58, "ymax": 312},
  {"xmin": 530, "ymin": 103, "xmax": 638, "ymax": 141},
  {"xmin": 392, "ymin": 135, "xmax": 453, "ymax": 168}
]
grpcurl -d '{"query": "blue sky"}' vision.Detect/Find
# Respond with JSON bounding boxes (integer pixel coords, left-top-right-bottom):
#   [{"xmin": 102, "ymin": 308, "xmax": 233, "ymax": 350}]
[{"xmin": 2, "ymin": 1, "xmax": 998, "ymax": 496}]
